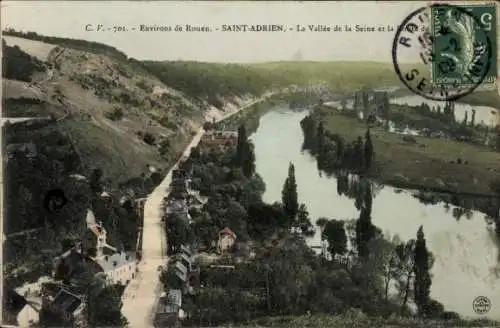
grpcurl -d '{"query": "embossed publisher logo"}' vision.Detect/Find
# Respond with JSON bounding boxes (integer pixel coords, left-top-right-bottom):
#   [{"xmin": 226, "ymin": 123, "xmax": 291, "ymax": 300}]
[{"xmin": 472, "ymin": 296, "xmax": 491, "ymax": 315}]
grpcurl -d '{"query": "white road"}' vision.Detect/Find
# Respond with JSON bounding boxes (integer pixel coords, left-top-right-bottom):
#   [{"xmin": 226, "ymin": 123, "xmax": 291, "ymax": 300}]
[{"xmin": 121, "ymin": 93, "xmax": 277, "ymax": 327}]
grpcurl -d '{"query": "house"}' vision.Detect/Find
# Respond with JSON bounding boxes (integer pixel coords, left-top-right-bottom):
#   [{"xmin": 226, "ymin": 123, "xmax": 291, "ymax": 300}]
[
  {"xmin": 94, "ymin": 251, "xmax": 137, "ymax": 285},
  {"xmin": 41, "ymin": 283, "xmax": 87, "ymax": 327},
  {"xmin": 65, "ymin": 212, "xmax": 137, "ymax": 285},
  {"xmin": 165, "ymin": 199, "xmax": 189, "ymax": 215},
  {"xmin": 180, "ymin": 244, "xmax": 193, "ymax": 258},
  {"xmin": 134, "ymin": 197, "xmax": 147, "ymax": 219},
  {"xmin": 172, "ymin": 169, "xmax": 187, "ymax": 180},
  {"xmin": 81, "ymin": 220, "xmax": 117, "ymax": 258},
  {"xmin": 174, "ymin": 252, "xmax": 193, "ymax": 272},
  {"xmin": 217, "ymin": 227, "xmax": 237, "ymax": 254},
  {"xmin": 199, "ymin": 130, "xmax": 238, "ymax": 152},
  {"xmin": 177, "ymin": 244, "xmax": 200, "ymax": 290},
  {"xmin": 166, "ymin": 255, "xmax": 199, "ymax": 295},
  {"xmin": 170, "ymin": 178, "xmax": 189, "ymax": 200},
  {"xmin": 187, "ymin": 192, "xmax": 207, "ymax": 210},
  {"xmin": 173, "ymin": 261, "xmax": 188, "ymax": 287},
  {"xmin": 154, "ymin": 289, "xmax": 183, "ymax": 328},
  {"xmin": 165, "ymin": 200, "xmax": 192, "ymax": 225},
  {"xmin": 178, "ymin": 158, "xmax": 194, "ymax": 176}
]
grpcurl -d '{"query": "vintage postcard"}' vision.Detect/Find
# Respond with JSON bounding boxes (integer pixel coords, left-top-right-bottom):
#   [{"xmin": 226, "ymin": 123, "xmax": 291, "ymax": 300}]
[{"xmin": 1, "ymin": 1, "xmax": 499, "ymax": 327}]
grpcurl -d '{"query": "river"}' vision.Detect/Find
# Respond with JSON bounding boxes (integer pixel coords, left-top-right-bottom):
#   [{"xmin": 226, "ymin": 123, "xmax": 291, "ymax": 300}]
[
  {"xmin": 250, "ymin": 106, "xmax": 500, "ymax": 320},
  {"xmin": 326, "ymin": 95, "xmax": 499, "ymax": 127}
]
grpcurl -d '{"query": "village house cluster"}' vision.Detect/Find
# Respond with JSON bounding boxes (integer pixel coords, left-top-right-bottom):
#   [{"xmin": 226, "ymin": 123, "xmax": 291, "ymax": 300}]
[
  {"xmin": 38, "ymin": 209, "xmax": 138, "ymax": 326},
  {"xmin": 198, "ymin": 130, "xmax": 238, "ymax": 153},
  {"xmin": 156, "ymin": 149, "xmax": 240, "ymax": 327}
]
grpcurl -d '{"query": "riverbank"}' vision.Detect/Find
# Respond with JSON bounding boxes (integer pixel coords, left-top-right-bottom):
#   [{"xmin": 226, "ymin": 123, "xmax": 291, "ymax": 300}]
[
  {"xmin": 250, "ymin": 108, "xmax": 500, "ymax": 321},
  {"xmin": 213, "ymin": 92, "xmax": 318, "ymax": 134},
  {"xmin": 313, "ymin": 106, "xmax": 500, "ymax": 196},
  {"xmin": 391, "ymin": 88, "xmax": 500, "ymax": 111}
]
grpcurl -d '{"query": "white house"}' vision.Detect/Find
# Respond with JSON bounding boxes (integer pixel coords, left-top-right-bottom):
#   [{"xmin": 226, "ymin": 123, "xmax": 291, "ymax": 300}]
[
  {"xmin": 96, "ymin": 251, "xmax": 137, "ymax": 285},
  {"xmin": 81, "ymin": 209, "xmax": 137, "ymax": 285}
]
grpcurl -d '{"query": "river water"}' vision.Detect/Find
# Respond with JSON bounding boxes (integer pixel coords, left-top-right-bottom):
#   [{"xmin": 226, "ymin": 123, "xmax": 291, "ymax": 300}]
[
  {"xmin": 326, "ymin": 95, "xmax": 499, "ymax": 127},
  {"xmin": 250, "ymin": 106, "xmax": 500, "ymax": 320}
]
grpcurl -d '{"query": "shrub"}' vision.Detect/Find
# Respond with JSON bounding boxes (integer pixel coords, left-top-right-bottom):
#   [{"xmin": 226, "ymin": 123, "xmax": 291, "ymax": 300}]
[
  {"xmin": 142, "ymin": 132, "xmax": 156, "ymax": 145},
  {"xmin": 104, "ymin": 107, "xmax": 124, "ymax": 121},
  {"xmin": 136, "ymin": 79, "xmax": 153, "ymax": 93},
  {"xmin": 158, "ymin": 138, "xmax": 170, "ymax": 157}
]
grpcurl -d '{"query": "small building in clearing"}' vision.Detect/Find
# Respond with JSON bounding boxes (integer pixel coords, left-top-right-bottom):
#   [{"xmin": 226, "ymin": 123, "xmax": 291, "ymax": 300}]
[
  {"xmin": 217, "ymin": 227, "xmax": 237, "ymax": 254},
  {"xmin": 154, "ymin": 289, "xmax": 184, "ymax": 328}
]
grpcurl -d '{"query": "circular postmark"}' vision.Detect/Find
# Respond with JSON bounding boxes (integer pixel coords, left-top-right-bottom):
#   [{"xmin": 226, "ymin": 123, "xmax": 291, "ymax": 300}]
[
  {"xmin": 392, "ymin": 4, "xmax": 494, "ymax": 101},
  {"xmin": 472, "ymin": 296, "xmax": 491, "ymax": 315}
]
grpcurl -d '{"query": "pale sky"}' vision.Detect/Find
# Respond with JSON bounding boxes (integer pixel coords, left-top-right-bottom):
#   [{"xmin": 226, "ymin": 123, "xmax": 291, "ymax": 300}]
[{"xmin": 1, "ymin": 1, "xmax": 427, "ymax": 63}]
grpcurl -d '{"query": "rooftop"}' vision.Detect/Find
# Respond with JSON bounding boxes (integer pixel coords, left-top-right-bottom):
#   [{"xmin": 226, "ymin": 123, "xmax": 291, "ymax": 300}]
[
  {"xmin": 52, "ymin": 289, "xmax": 83, "ymax": 313},
  {"xmin": 43, "ymin": 283, "xmax": 84, "ymax": 314},
  {"xmin": 89, "ymin": 224, "xmax": 105, "ymax": 237},
  {"xmin": 158, "ymin": 289, "xmax": 182, "ymax": 314},
  {"xmin": 96, "ymin": 251, "xmax": 136, "ymax": 272},
  {"xmin": 219, "ymin": 227, "xmax": 236, "ymax": 239},
  {"xmin": 166, "ymin": 289, "xmax": 182, "ymax": 307},
  {"xmin": 180, "ymin": 244, "xmax": 193, "ymax": 257},
  {"xmin": 172, "ymin": 261, "xmax": 188, "ymax": 282}
]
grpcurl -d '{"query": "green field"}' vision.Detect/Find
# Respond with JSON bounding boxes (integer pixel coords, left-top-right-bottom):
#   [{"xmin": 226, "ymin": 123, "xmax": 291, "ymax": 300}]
[{"xmin": 317, "ymin": 107, "xmax": 500, "ymax": 194}]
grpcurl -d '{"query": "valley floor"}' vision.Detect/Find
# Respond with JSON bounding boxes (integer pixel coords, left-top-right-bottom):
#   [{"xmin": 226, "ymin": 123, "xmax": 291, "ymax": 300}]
[{"xmin": 318, "ymin": 108, "xmax": 500, "ymax": 196}]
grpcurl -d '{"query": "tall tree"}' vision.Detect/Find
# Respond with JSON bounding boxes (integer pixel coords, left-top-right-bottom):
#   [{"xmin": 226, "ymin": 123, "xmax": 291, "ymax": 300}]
[
  {"xmin": 235, "ymin": 124, "xmax": 256, "ymax": 177},
  {"xmin": 89, "ymin": 168, "xmax": 104, "ymax": 194},
  {"xmin": 364, "ymin": 129, "xmax": 374, "ymax": 170},
  {"xmin": 395, "ymin": 239, "xmax": 416, "ymax": 315},
  {"xmin": 382, "ymin": 92, "xmax": 390, "ymax": 130},
  {"xmin": 236, "ymin": 124, "xmax": 248, "ymax": 166},
  {"xmin": 413, "ymin": 225, "xmax": 432, "ymax": 317},
  {"xmin": 362, "ymin": 91, "xmax": 369, "ymax": 120},
  {"xmin": 295, "ymin": 203, "xmax": 315, "ymax": 237},
  {"xmin": 462, "ymin": 111, "xmax": 468, "ymax": 126},
  {"xmin": 322, "ymin": 219, "xmax": 348, "ymax": 258},
  {"xmin": 335, "ymin": 136, "xmax": 345, "ymax": 167},
  {"xmin": 353, "ymin": 91, "xmax": 360, "ymax": 111},
  {"xmin": 470, "ymin": 109, "xmax": 476, "ymax": 127},
  {"xmin": 241, "ymin": 141, "xmax": 256, "ymax": 178},
  {"xmin": 355, "ymin": 182, "xmax": 375, "ymax": 259},
  {"xmin": 316, "ymin": 121, "xmax": 326, "ymax": 164},
  {"xmin": 353, "ymin": 136, "xmax": 364, "ymax": 171},
  {"xmin": 281, "ymin": 162, "xmax": 299, "ymax": 225}
]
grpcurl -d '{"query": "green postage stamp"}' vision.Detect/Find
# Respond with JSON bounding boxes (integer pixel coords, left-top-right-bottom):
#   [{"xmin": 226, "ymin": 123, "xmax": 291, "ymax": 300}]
[{"xmin": 430, "ymin": 3, "xmax": 497, "ymax": 87}]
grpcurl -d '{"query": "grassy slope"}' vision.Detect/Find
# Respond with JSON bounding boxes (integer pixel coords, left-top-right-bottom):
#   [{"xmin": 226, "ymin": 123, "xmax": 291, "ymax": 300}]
[{"xmin": 317, "ymin": 107, "xmax": 500, "ymax": 194}]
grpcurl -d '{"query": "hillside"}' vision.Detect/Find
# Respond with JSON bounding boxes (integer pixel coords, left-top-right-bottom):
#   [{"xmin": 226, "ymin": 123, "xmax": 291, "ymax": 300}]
[
  {"xmin": 2, "ymin": 35, "xmax": 260, "ymax": 182},
  {"xmin": 1, "ymin": 33, "xmax": 263, "ymax": 287}
]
